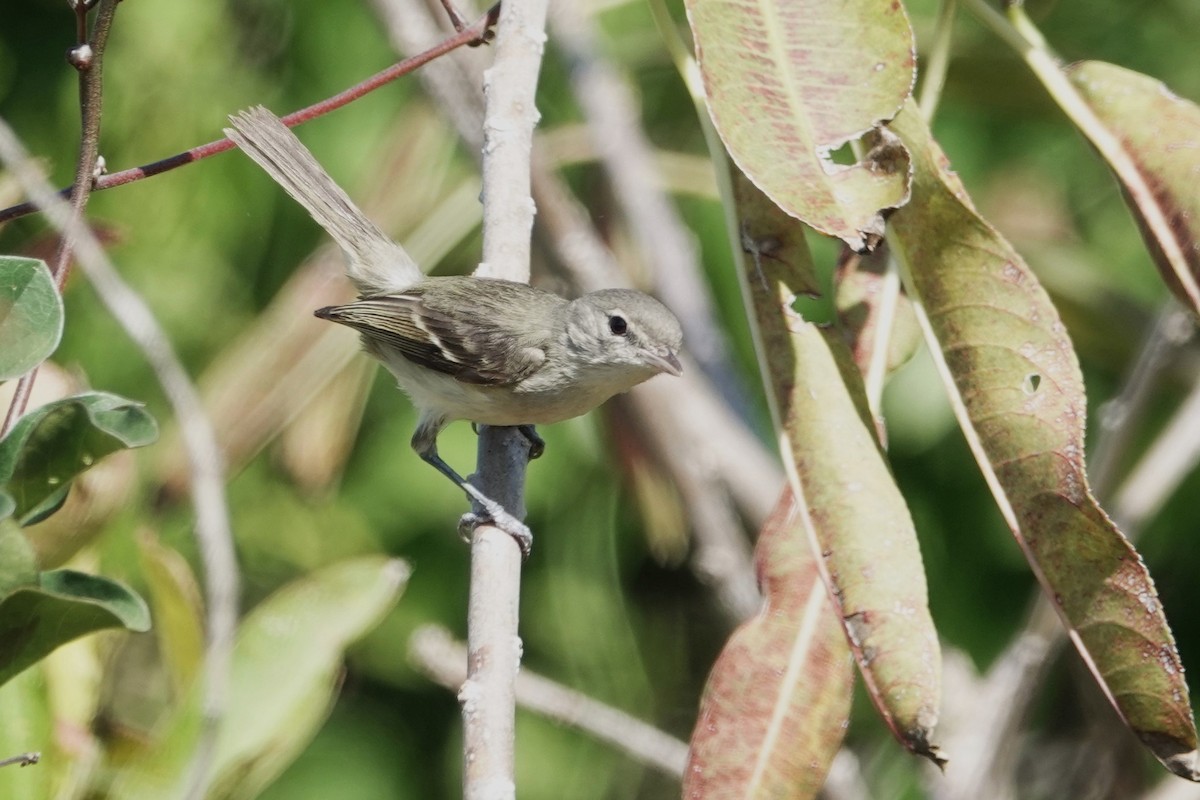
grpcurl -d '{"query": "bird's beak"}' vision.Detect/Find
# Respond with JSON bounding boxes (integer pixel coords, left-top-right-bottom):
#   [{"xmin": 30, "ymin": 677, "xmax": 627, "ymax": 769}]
[{"xmin": 642, "ymin": 349, "xmax": 683, "ymax": 377}]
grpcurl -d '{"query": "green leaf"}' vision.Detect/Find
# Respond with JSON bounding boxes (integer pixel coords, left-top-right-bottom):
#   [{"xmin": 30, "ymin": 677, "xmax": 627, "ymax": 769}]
[
  {"xmin": 736, "ymin": 171, "xmax": 943, "ymax": 764},
  {"xmin": 0, "ymin": 392, "xmax": 157, "ymax": 524},
  {"xmin": 1064, "ymin": 61, "xmax": 1200, "ymax": 315},
  {"xmin": 686, "ymin": 491, "xmax": 853, "ymax": 798},
  {"xmin": 686, "ymin": 0, "xmax": 915, "ymax": 249},
  {"xmin": 112, "ymin": 557, "xmax": 410, "ymax": 800},
  {"xmin": 0, "ymin": 520, "xmax": 37, "ymax": 597},
  {"xmin": 888, "ymin": 101, "xmax": 1199, "ymax": 780},
  {"xmin": 138, "ymin": 533, "xmax": 205, "ymax": 697},
  {"xmin": 0, "ymin": 568, "xmax": 151, "ymax": 688},
  {"xmin": 0, "ymin": 256, "xmax": 63, "ymax": 382}
]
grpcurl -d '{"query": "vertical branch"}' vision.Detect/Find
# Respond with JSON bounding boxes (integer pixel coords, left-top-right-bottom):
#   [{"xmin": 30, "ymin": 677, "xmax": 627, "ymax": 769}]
[
  {"xmin": 2, "ymin": 0, "xmax": 119, "ymax": 436},
  {"xmin": 464, "ymin": 0, "xmax": 550, "ymax": 797}
]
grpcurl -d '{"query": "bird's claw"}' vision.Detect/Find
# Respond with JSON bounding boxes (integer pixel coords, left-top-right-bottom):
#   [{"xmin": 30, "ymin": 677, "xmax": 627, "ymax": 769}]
[
  {"xmin": 458, "ymin": 484, "xmax": 533, "ymax": 559},
  {"xmin": 518, "ymin": 425, "xmax": 545, "ymax": 460}
]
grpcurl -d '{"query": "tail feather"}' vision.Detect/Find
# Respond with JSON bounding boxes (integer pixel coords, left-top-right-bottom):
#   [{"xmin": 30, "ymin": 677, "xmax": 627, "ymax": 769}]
[{"xmin": 225, "ymin": 106, "xmax": 421, "ymax": 294}]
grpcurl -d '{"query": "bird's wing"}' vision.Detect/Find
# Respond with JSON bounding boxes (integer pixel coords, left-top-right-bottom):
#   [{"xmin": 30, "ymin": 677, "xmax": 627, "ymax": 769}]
[{"xmin": 317, "ymin": 288, "xmax": 551, "ymax": 386}]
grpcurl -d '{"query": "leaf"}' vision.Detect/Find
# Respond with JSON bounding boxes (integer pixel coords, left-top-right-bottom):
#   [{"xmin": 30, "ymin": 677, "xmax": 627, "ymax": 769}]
[
  {"xmin": 0, "ymin": 256, "xmax": 63, "ymax": 382},
  {"xmin": 0, "ymin": 520, "xmax": 37, "ymax": 597},
  {"xmin": 887, "ymin": 102, "xmax": 1199, "ymax": 780},
  {"xmin": 735, "ymin": 171, "xmax": 943, "ymax": 764},
  {"xmin": 138, "ymin": 533, "xmax": 205, "ymax": 697},
  {"xmin": 0, "ymin": 392, "xmax": 158, "ymax": 524},
  {"xmin": 0, "ymin": 568, "xmax": 151, "ymax": 688},
  {"xmin": 112, "ymin": 557, "xmax": 410, "ymax": 800},
  {"xmin": 834, "ymin": 246, "xmax": 921, "ymax": 381},
  {"xmin": 685, "ymin": 490, "xmax": 852, "ymax": 799},
  {"xmin": 686, "ymin": 0, "xmax": 915, "ymax": 250},
  {"xmin": 1064, "ymin": 61, "xmax": 1200, "ymax": 314}
]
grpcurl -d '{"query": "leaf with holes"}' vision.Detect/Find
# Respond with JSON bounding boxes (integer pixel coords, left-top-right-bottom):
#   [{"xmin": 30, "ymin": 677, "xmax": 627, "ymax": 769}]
[
  {"xmin": 1065, "ymin": 61, "xmax": 1200, "ymax": 314},
  {"xmin": 0, "ymin": 392, "xmax": 157, "ymax": 525},
  {"xmin": 888, "ymin": 102, "xmax": 1198, "ymax": 780},
  {"xmin": 686, "ymin": 490, "xmax": 852, "ymax": 798},
  {"xmin": 736, "ymin": 171, "xmax": 943, "ymax": 764},
  {"xmin": 0, "ymin": 256, "xmax": 63, "ymax": 382},
  {"xmin": 686, "ymin": 0, "xmax": 915, "ymax": 249}
]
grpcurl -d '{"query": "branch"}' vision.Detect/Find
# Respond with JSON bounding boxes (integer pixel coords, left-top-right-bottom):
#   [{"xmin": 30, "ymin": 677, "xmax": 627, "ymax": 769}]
[
  {"xmin": 2, "ymin": 0, "xmax": 119, "ymax": 436},
  {"xmin": 411, "ymin": 625, "xmax": 689, "ymax": 778},
  {"xmin": 0, "ymin": 118, "xmax": 238, "ymax": 800},
  {"xmin": 0, "ymin": 752, "xmax": 39, "ymax": 769},
  {"xmin": 463, "ymin": 0, "xmax": 550, "ymax": 795},
  {"xmin": 0, "ymin": 7, "xmax": 498, "ymax": 226},
  {"xmin": 375, "ymin": 0, "xmax": 772, "ymax": 622}
]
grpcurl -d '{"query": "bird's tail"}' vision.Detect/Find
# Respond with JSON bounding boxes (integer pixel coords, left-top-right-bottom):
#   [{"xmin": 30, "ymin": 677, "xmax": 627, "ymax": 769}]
[{"xmin": 224, "ymin": 105, "xmax": 421, "ymax": 295}]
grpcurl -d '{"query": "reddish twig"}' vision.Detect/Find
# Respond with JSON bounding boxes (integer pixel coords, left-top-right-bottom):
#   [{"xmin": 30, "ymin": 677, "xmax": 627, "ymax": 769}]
[
  {"xmin": 0, "ymin": 4, "xmax": 500, "ymax": 226},
  {"xmin": 2, "ymin": 0, "xmax": 118, "ymax": 437}
]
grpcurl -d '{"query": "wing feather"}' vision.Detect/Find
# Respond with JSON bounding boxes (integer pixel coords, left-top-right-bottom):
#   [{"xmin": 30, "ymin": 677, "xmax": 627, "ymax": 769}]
[{"xmin": 316, "ymin": 279, "xmax": 558, "ymax": 386}]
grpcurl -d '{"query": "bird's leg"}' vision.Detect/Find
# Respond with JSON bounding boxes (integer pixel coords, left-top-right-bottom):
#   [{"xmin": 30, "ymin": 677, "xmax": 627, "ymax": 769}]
[
  {"xmin": 412, "ymin": 420, "xmax": 532, "ymax": 557},
  {"xmin": 517, "ymin": 425, "xmax": 545, "ymax": 460}
]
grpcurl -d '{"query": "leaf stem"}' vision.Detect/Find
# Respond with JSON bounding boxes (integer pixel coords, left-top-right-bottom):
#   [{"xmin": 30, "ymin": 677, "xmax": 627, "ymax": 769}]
[
  {"xmin": 962, "ymin": 0, "xmax": 1200, "ymax": 311},
  {"xmin": 916, "ymin": 0, "xmax": 959, "ymax": 121}
]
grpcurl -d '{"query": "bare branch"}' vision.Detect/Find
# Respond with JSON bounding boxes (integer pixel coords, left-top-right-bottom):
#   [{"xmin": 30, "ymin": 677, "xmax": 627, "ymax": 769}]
[
  {"xmin": 462, "ymin": 0, "xmax": 550, "ymax": 795},
  {"xmin": 0, "ymin": 7, "xmax": 498, "ymax": 225},
  {"xmin": 411, "ymin": 625, "xmax": 689, "ymax": 778},
  {"xmin": 0, "ymin": 752, "xmax": 39, "ymax": 769},
  {"xmin": 2, "ymin": 0, "xmax": 119, "ymax": 435}
]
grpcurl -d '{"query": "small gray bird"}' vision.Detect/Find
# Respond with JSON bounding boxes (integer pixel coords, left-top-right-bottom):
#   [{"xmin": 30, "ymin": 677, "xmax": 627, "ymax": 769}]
[{"xmin": 225, "ymin": 107, "xmax": 683, "ymax": 551}]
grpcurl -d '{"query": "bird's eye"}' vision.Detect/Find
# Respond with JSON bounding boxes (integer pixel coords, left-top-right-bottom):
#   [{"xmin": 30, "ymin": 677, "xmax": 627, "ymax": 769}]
[{"xmin": 608, "ymin": 314, "xmax": 628, "ymax": 336}]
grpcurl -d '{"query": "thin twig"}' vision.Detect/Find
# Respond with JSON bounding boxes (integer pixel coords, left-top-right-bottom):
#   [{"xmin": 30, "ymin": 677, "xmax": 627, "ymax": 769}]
[
  {"xmin": 411, "ymin": 625, "xmax": 689, "ymax": 778},
  {"xmin": 0, "ymin": 118, "xmax": 238, "ymax": 800},
  {"xmin": 1091, "ymin": 303, "xmax": 1194, "ymax": 505},
  {"xmin": 0, "ymin": 7, "xmax": 498, "ymax": 226},
  {"xmin": 2, "ymin": 0, "xmax": 119, "ymax": 437},
  {"xmin": 0, "ymin": 752, "xmax": 39, "ymax": 769},
  {"xmin": 464, "ymin": 0, "xmax": 550, "ymax": 795}
]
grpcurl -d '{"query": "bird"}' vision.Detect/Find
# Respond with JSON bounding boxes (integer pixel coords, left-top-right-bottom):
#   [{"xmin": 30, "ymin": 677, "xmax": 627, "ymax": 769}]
[{"xmin": 224, "ymin": 107, "xmax": 683, "ymax": 554}]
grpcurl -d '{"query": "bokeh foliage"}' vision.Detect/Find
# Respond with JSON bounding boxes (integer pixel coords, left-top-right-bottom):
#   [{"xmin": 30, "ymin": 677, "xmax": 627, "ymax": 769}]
[{"xmin": 2, "ymin": 0, "xmax": 1200, "ymax": 797}]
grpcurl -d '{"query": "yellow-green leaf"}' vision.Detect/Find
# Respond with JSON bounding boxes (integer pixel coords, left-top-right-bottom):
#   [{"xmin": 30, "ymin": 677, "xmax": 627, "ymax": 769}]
[
  {"xmin": 888, "ymin": 102, "xmax": 1199, "ymax": 780},
  {"xmin": 736, "ymin": 172, "xmax": 943, "ymax": 763},
  {"xmin": 112, "ymin": 556, "xmax": 409, "ymax": 799}
]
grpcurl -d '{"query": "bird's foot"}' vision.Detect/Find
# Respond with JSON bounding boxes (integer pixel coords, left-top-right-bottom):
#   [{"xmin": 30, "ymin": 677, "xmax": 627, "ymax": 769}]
[
  {"xmin": 457, "ymin": 482, "xmax": 532, "ymax": 559},
  {"xmin": 518, "ymin": 425, "xmax": 545, "ymax": 460}
]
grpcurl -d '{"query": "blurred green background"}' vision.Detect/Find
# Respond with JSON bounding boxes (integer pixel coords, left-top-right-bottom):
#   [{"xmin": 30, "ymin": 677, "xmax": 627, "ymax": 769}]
[{"xmin": 2, "ymin": 0, "xmax": 1200, "ymax": 797}]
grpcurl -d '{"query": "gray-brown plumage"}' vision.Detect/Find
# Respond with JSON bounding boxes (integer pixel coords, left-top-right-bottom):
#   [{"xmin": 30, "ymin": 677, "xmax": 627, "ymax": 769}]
[{"xmin": 226, "ymin": 105, "xmax": 683, "ymax": 553}]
